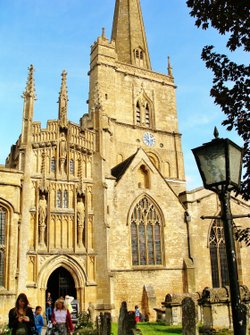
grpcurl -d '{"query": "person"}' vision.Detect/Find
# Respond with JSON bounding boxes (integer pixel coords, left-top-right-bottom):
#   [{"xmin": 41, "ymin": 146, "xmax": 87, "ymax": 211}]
[
  {"xmin": 46, "ymin": 292, "xmax": 53, "ymax": 322},
  {"xmin": 51, "ymin": 298, "xmax": 74, "ymax": 335},
  {"xmin": 34, "ymin": 306, "xmax": 44, "ymax": 335},
  {"xmin": 135, "ymin": 305, "xmax": 140, "ymax": 323},
  {"xmin": 8, "ymin": 293, "xmax": 35, "ymax": 335}
]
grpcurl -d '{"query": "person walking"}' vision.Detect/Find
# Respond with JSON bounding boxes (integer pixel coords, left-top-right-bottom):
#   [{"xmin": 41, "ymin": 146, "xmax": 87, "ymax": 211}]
[
  {"xmin": 51, "ymin": 298, "xmax": 74, "ymax": 335},
  {"xmin": 8, "ymin": 293, "xmax": 35, "ymax": 335},
  {"xmin": 46, "ymin": 292, "xmax": 53, "ymax": 322},
  {"xmin": 34, "ymin": 306, "xmax": 44, "ymax": 335}
]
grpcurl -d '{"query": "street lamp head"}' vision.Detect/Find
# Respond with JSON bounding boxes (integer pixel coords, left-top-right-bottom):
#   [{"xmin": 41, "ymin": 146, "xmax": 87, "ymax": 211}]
[{"xmin": 192, "ymin": 128, "xmax": 243, "ymax": 194}]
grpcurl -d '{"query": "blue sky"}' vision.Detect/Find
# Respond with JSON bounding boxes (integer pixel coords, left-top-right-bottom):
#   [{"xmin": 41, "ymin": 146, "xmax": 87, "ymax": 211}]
[{"xmin": 0, "ymin": 0, "xmax": 247, "ymax": 190}]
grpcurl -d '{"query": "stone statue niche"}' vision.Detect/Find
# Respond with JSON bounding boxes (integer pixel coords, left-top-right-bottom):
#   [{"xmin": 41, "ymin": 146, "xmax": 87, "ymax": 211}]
[
  {"xmin": 76, "ymin": 195, "xmax": 85, "ymax": 247},
  {"xmin": 59, "ymin": 131, "xmax": 68, "ymax": 175},
  {"xmin": 38, "ymin": 192, "xmax": 48, "ymax": 247}
]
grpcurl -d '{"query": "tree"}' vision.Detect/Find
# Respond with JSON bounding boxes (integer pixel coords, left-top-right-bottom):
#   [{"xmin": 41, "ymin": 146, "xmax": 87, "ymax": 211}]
[{"xmin": 186, "ymin": 0, "xmax": 250, "ymax": 244}]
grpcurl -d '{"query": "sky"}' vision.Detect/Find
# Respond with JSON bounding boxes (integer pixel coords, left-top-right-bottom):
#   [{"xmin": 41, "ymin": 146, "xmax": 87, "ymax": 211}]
[{"xmin": 0, "ymin": 0, "xmax": 247, "ymax": 190}]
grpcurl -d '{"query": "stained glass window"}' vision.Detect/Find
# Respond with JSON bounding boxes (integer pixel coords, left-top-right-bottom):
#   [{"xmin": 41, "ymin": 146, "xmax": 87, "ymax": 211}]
[{"xmin": 130, "ymin": 196, "xmax": 162, "ymax": 266}]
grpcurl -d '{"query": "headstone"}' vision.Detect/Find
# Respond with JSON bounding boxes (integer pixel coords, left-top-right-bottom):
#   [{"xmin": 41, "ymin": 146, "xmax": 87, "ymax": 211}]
[
  {"xmin": 182, "ymin": 297, "xmax": 198, "ymax": 335},
  {"xmin": 118, "ymin": 301, "xmax": 136, "ymax": 335}
]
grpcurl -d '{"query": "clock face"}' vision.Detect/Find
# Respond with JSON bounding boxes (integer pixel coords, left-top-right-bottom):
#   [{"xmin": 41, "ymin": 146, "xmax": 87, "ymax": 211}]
[{"xmin": 143, "ymin": 132, "xmax": 155, "ymax": 146}]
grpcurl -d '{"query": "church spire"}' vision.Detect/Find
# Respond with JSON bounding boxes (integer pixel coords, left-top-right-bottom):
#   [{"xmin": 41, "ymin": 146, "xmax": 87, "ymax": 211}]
[
  {"xmin": 111, "ymin": 0, "xmax": 151, "ymax": 69},
  {"xmin": 58, "ymin": 70, "xmax": 68, "ymax": 128},
  {"xmin": 21, "ymin": 65, "xmax": 36, "ymax": 145},
  {"xmin": 23, "ymin": 64, "xmax": 36, "ymax": 100}
]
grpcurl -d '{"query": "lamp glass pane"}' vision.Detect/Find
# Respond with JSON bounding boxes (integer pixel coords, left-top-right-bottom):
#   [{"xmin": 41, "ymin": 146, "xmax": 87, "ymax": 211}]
[
  {"xmin": 228, "ymin": 144, "xmax": 242, "ymax": 186},
  {"xmin": 197, "ymin": 144, "xmax": 226, "ymax": 185}
]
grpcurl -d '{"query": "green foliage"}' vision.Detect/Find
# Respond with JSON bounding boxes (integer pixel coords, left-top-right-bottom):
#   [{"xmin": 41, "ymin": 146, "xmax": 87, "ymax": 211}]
[
  {"xmin": 186, "ymin": 0, "xmax": 250, "ymax": 203},
  {"xmin": 0, "ymin": 325, "xmax": 11, "ymax": 335},
  {"xmin": 73, "ymin": 312, "xmax": 96, "ymax": 335}
]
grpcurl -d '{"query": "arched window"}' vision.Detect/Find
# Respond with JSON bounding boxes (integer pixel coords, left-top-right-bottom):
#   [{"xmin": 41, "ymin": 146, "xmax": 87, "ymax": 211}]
[
  {"xmin": 134, "ymin": 48, "xmax": 144, "ymax": 67},
  {"xmin": 209, "ymin": 219, "xmax": 229, "ymax": 287},
  {"xmin": 57, "ymin": 190, "xmax": 62, "ymax": 208},
  {"xmin": 130, "ymin": 196, "xmax": 163, "ymax": 266},
  {"xmin": 0, "ymin": 206, "xmax": 7, "ymax": 286},
  {"xmin": 51, "ymin": 157, "xmax": 56, "ymax": 173},
  {"xmin": 63, "ymin": 190, "xmax": 68, "ymax": 208},
  {"xmin": 135, "ymin": 98, "xmax": 151, "ymax": 128},
  {"xmin": 137, "ymin": 165, "xmax": 150, "ymax": 189},
  {"xmin": 69, "ymin": 159, "xmax": 74, "ymax": 175}
]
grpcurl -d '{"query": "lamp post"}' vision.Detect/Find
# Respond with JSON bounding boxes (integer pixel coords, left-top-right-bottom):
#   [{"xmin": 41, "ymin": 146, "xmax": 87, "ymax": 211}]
[{"xmin": 192, "ymin": 128, "xmax": 246, "ymax": 335}]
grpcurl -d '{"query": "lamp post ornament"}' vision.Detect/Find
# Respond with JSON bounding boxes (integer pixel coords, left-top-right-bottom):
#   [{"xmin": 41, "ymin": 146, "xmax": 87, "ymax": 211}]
[{"xmin": 192, "ymin": 127, "xmax": 247, "ymax": 335}]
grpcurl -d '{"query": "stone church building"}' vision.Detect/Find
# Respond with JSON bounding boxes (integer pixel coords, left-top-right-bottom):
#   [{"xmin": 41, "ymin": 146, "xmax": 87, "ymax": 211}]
[{"xmin": 0, "ymin": 0, "xmax": 249, "ymax": 324}]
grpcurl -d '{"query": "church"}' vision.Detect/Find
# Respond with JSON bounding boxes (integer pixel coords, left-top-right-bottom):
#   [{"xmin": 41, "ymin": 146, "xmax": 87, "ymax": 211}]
[{"xmin": 0, "ymin": 0, "xmax": 249, "ymax": 324}]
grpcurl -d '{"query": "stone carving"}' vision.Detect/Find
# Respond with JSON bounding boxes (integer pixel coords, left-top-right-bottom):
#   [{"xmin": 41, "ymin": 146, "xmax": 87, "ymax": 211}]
[
  {"xmin": 87, "ymin": 302, "xmax": 95, "ymax": 323},
  {"xmin": 38, "ymin": 194, "xmax": 47, "ymax": 246},
  {"xmin": 59, "ymin": 132, "xmax": 67, "ymax": 173},
  {"xmin": 77, "ymin": 198, "xmax": 85, "ymax": 246}
]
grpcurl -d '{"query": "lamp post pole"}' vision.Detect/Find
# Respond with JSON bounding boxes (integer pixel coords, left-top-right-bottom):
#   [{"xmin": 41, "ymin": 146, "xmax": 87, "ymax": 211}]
[{"xmin": 219, "ymin": 189, "xmax": 246, "ymax": 334}]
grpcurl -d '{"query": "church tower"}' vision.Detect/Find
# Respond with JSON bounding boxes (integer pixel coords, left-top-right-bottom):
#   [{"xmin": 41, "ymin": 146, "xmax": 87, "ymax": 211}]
[
  {"xmin": 81, "ymin": 0, "xmax": 190, "ymax": 319},
  {"xmin": 82, "ymin": 0, "xmax": 185, "ymax": 195}
]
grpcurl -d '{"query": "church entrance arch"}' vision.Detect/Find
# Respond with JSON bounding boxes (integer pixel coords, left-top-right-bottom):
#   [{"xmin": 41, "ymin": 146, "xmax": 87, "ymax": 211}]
[{"xmin": 46, "ymin": 266, "xmax": 76, "ymax": 301}]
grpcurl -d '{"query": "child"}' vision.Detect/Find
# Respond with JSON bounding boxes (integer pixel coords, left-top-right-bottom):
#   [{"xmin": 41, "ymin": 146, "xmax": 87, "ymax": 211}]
[
  {"xmin": 135, "ymin": 305, "xmax": 140, "ymax": 323},
  {"xmin": 34, "ymin": 306, "xmax": 44, "ymax": 335}
]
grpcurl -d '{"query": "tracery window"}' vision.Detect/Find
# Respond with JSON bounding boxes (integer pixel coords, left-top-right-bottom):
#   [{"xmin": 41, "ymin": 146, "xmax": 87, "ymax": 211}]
[
  {"xmin": 51, "ymin": 157, "xmax": 56, "ymax": 173},
  {"xmin": 63, "ymin": 190, "xmax": 68, "ymax": 208},
  {"xmin": 136, "ymin": 101, "xmax": 141, "ymax": 125},
  {"xmin": 130, "ymin": 196, "xmax": 163, "ymax": 266},
  {"xmin": 57, "ymin": 190, "xmax": 62, "ymax": 208},
  {"xmin": 209, "ymin": 219, "xmax": 230, "ymax": 287},
  {"xmin": 69, "ymin": 159, "xmax": 74, "ymax": 175},
  {"xmin": 0, "ymin": 207, "xmax": 6, "ymax": 286}
]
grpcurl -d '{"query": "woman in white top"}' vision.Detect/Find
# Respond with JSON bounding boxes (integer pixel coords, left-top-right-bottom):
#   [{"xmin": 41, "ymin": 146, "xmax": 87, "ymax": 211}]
[{"xmin": 51, "ymin": 298, "xmax": 74, "ymax": 335}]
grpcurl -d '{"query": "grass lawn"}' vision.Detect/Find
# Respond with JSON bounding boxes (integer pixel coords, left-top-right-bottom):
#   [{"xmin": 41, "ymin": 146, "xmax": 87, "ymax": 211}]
[
  {"xmin": 112, "ymin": 322, "xmax": 182, "ymax": 334},
  {"xmin": 111, "ymin": 322, "xmax": 250, "ymax": 334}
]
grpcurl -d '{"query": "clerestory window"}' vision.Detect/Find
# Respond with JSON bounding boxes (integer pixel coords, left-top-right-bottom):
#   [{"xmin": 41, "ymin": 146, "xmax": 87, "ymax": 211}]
[{"xmin": 130, "ymin": 196, "xmax": 162, "ymax": 266}]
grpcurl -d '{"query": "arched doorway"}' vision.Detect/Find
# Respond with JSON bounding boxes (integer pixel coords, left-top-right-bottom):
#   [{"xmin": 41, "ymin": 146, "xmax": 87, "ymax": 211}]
[{"xmin": 46, "ymin": 266, "xmax": 76, "ymax": 302}]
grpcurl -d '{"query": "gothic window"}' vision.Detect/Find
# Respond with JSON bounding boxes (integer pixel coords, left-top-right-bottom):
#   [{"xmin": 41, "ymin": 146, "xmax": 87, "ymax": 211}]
[
  {"xmin": 136, "ymin": 101, "xmax": 141, "ymax": 125},
  {"xmin": 57, "ymin": 190, "xmax": 62, "ymax": 208},
  {"xmin": 51, "ymin": 157, "xmax": 56, "ymax": 173},
  {"xmin": 63, "ymin": 190, "xmax": 68, "ymax": 208},
  {"xmin": 69, "ymin": 159, "xmax": 74, "ymax": 175},
  {"xmin": 130, "ymin": 196, "xmax": 163, "ymax": 266},
  {"xmin": 0, "ymin": 207, "xmax": 6, "ymax": 286},
  {"xmin": 135, "ymin": 98, "xmax": 151, "ymax": 128},
  {"xmin": 209, "ymin": 219, "xmax": 230, "ymax": 287}
]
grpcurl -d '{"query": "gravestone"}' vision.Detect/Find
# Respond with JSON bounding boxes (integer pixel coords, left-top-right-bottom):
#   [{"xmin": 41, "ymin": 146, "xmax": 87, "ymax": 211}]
[
  {"xmin": 118, "ymin": 301, "xmax": 136, "ymax": 335},
  {"xmin": 182, "ymin": 297, "xmax": 198, "ymax": 335}
]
